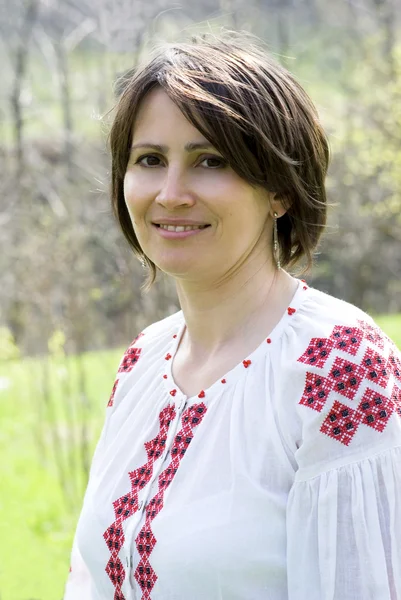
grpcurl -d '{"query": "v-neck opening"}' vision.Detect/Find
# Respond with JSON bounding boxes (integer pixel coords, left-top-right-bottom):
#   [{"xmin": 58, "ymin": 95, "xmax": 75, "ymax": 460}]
[{"xmin": 162, "ymin": 277, "xmax": 310, "ymax": 404}]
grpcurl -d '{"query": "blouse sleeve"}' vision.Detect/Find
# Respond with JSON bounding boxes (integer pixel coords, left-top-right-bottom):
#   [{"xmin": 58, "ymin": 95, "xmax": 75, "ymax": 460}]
[
  {"xmin": 286, "ymin": 445, "xmax": 401, "ymax": 599},
  {"xmin": 286, "ymin": 319, "xmax": 401, "ymax": 599}
]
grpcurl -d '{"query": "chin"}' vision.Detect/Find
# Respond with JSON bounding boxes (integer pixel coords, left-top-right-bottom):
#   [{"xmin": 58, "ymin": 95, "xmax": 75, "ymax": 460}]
[{"xmin": 155, "ymin": 258, "xmax": 204, "ymax": 279}]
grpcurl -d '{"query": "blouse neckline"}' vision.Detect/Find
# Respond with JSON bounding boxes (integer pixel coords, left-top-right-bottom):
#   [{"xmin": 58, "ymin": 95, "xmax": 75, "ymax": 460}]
[{"xmin": 162, "ymin": 277, "xmax": 310, "ymax": 404}]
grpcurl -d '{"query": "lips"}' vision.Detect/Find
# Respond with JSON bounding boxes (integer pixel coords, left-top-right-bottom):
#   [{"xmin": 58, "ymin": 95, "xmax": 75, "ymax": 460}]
[
  {"xmin": 155, "ymin": 224, "xmax": 210, "ymax": 231},
  {"xmin": 153, "ymin": 223, "xmax": 210, "ymax": 227},
  {"xmin": 153, "ymin": 223, "xmax": 211, "ymax": 238}
]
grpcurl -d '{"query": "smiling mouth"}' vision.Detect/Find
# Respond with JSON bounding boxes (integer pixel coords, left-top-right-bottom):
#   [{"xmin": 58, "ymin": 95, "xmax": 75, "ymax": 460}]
[{"xmin": 154, "ymin": 224, "xmax": 211, "ymax": 232}]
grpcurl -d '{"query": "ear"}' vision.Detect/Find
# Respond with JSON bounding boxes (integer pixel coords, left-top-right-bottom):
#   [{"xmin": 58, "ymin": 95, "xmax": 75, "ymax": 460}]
[{"xmin": 270, "ymin": 193, "xmax": 291, "ymax": 218}]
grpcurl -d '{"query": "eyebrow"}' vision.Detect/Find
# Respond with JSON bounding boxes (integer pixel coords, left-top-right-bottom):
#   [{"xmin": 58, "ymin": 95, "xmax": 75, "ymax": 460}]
[{"xmin": 130, "ymin": 142, "xmax": 216, "ymax": 153}]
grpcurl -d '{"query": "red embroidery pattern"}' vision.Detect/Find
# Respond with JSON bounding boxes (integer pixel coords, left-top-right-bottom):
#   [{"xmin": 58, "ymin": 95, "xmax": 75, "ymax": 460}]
[
  {"xmin": 108, "ymin": 379, "xmax": 119, "ymax": 408},
  {"xmin": 361, "ymin": 347, "xmax": 391, "ymax": 388},
  {"xmin": 329, "ymin": 356, "xmax": 366, "ymax": 400},
  {"xmin": 391, "ymin": 384, "xmax": 401, "ymax": 418},
  {"xmin": 297, "ymin": 325, "xmax": 363, "ymax": 369},
  {"xmin": 389, "ymin": 348, "xmax": 401, "ymax": 379},
  {"xmin": 298, "ymin": 321, "xmax": 401, "ymax": 446},
  {"xmin": 103, "ymin": 405, "xmax": 176, "ymax": 599},
  {"xmin": 133, "ymin": 403, "xmax": 207, "ymax": 598},
  {"xmin": 118, "ymin": 334, "xmax": 144, "ymax": 374},
  {"xmin": 108, "ymin": 334, "xmax": 144, "ymax": 407},
  {"xmin": 356, "ymin": 319, "xmax": 385, "ymax": 350}
]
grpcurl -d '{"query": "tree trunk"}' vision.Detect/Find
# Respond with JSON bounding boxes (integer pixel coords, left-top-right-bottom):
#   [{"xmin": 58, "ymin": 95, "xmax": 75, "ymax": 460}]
[
  {"xmin": 55, "ymin": 41, "xmax": 74, "ymax": 181},
  {"xmin": 10, "ymin": 0, "xmax": 39, "ymax": 178}
]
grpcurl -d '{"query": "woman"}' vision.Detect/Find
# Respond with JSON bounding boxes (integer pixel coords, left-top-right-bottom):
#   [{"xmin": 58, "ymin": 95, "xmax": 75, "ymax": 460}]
[{"xmin": 64, "ymin": 31, "xmax": 401, "ymax": 599}]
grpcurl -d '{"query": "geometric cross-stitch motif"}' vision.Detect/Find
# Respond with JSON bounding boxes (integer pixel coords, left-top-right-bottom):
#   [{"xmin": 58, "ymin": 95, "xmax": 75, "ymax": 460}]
[
  {"xmin": 299, "ymin": 372, "xmax": 333, "ymax": 411},
  {"xmin": 330, "ymin": 324, "xmax": 363, "ymax": 355},
  {"xmin": 389, "ymin": 350, "xmax": 401, "ymax": 383},
  {"xmin": 328, "ymin": 356, "xmax": 366, "ymax": 400},
  {"xmin": 320, "ymin": 388, "xmax": 396, "ymax": 446},
  {"xmin": 108, "ymin": 379, "xmax": 119, "ymax": 408},
  {"xmin": 297, "ymin": 336, "xmax": 335, "ymax": 368},
  {"xmin": 390, "ymin": 384, "xmax": 401, "ymax": 417},
  {"xmin": 356, "ymin": 319, "xmax": 386, "ymax": 350},
  {"xmin": 320, "ymin": 399, "xmax": 361, "ymax": 446},
  {"xmin": 356, "ymin": 387, "xmax": 395, "ymax": 432},
  {"xmin": 107, "ymin": 333, "xmax": 144, "ymax": 408},
  {"xmin": 360, "ymin": 347, "xmax": 390, "ymax": 388},
  {"xmin": 298, "ymin": 320, "xmax": 401, "ymax": 446},
  {"xmin": 118, "ymin": 346, "xmax": 142, "ymax": 373},
  {"xmin": 103, "ymin": 403, "xmax": 176, "ymax": 599},
  {"xmin": 297, "ymin": 325, "xmax": 364, "ymax": 369},
  {"xmin": 118, "ymin": 333, "xmax": 144, "ymax": 373},
  {"xmin": 133, "ymin": 403, "xmax": 207, "ymax": 599}
]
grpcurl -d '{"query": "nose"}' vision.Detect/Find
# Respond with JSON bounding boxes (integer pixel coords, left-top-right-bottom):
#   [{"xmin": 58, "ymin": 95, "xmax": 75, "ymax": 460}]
[{"xmin": 155, "ymin": 167, "xmax": 196, "ymax": 209}]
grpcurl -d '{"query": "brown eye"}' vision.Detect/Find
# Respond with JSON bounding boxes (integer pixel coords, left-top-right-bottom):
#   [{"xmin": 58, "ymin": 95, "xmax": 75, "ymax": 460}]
[
  {"xmin": 199, "ymin": 156, "xmax": 226, "ymax": 169},
  {"xmin": 136, "ymin": 154, "xmax": 161, "ymax": 167}
]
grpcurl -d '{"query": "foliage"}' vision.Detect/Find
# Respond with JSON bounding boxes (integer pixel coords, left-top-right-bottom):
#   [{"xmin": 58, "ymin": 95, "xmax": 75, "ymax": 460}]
[
  {"xmin": 309, "ymin": 33, "xmax": 401, "ymax": 310},
  {"xmin": 0, "ymin": 326, "xmax": 20, "ymax": 360}
]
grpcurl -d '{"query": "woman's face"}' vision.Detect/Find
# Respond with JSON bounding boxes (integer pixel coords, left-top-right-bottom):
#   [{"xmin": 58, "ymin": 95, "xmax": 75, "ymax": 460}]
[{"xmin": 124, "ymin": 86, "xmax": 276, "ymax": 283}]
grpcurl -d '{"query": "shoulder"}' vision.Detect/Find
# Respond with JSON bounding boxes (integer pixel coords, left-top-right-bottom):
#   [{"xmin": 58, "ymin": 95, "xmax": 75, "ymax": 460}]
[
  {"xmin": 282, "ymin": 284, "xmax": 398, "ymax": 368},
  {"xmin": 107, "ymin": 309, "xmax": 183, "ymax": 408},
  {"xmin": 278, "ymin": 284, "xmax": 389, "ymax": 382},
  {"xmin": 296, "ymin": 284, "xmax": 380, "ymax": 337},
  {"xmin": 293, "ymin": 284, "xmax": 398, "ymax": 363},
  {"xmin": 276, "ymin": 284, "xmax": 401, "ymax": 479}
]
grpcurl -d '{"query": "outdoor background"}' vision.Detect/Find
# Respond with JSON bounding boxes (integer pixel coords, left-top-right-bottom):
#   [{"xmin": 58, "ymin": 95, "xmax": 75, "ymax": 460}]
[{"xmin": 0, "ymin": 0, "xmax": 400, "ymax": 598}]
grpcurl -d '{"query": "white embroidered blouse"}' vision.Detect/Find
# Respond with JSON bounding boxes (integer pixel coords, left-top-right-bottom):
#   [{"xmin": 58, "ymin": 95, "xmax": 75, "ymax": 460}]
[{"xmin": 63, "ymin": 278, "xmax": 401, "ymax": 600}]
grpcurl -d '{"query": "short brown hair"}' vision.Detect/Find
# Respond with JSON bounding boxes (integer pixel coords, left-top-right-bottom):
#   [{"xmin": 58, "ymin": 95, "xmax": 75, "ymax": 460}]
[{"xmin": 109, "ymin": 30, "xmax": 330, "ymax": 291}]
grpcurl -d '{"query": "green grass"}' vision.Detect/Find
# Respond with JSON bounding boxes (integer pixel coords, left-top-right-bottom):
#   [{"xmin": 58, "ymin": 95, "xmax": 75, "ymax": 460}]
[
  {"xmin": 0, "ymin": 315, "xmax": 400, "ymax": 600},
  {"xmin": 0, "ymin": 348, "xmax": 123, "ymax": 600}
]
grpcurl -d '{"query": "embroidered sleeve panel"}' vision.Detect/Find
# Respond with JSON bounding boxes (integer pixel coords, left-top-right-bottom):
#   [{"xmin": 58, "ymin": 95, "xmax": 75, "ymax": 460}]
[{"xmin": 292, "ymin": 315, "xmax": 401, "ymax": 482}]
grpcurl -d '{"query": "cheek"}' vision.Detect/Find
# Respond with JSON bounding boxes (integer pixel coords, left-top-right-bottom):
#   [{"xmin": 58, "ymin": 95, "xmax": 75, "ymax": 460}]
[
  {"xmin": 123, "ymin": 173, "xmax": 135, "ymax": 210},
  {"xmin": 123, "ymin": 172, "xmax": 148, "ymax": 225}
]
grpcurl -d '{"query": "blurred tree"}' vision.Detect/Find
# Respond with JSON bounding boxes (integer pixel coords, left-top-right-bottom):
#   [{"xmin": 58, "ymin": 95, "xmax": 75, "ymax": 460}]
[
  {"xmin": 0, "ymin": 0, "xmax": 400, "ymax": 356},
  {"xmin": 316, "ymin": 26, "xmax": 401, "ymax": 310}
]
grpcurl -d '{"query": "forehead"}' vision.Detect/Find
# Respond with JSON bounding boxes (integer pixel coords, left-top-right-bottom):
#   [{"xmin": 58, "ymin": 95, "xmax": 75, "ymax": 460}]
[{"xmin": 132, "ymin": 87, "xmax": 207, "ymax": 143}]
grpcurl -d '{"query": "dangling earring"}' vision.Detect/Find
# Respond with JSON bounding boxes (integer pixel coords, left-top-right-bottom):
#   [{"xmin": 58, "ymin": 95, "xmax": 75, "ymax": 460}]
[
  {"xmin": 273, "ymin": 212, "xmax": 281, "ymax": 270},
  {"xmin": 139, "ymin": 256, "xmax": 147, "ymax": 269}
]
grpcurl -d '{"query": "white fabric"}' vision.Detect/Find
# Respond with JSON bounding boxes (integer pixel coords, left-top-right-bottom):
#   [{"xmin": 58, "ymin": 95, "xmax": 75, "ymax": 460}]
[{"xmin": 63, "ymin": 278, "xmax": 401, "ymax": 600}]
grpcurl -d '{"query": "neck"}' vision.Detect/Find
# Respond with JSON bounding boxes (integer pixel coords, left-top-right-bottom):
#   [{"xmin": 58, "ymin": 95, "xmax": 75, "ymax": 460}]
[{"xmin": 175, "ymin": 258, "xmax": 297, "ymax": 362}]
